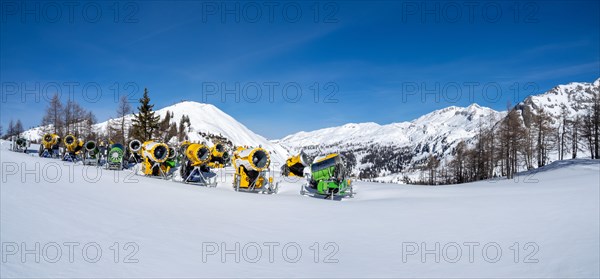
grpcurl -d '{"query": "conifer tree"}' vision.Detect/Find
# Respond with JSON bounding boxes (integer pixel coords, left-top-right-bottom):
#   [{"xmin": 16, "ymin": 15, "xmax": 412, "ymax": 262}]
[{"xmin": 131, "ymin": 88, "xmax": 161, "ymax": 142}]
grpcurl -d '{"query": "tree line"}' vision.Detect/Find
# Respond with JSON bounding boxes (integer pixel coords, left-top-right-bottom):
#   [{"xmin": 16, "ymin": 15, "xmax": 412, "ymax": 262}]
[
  {"xmin": 419, "ymin": 92, "xmax": 600, "ymax": 185},
  {"xmin": 37, "ymin": 87, "xmax": 190, "ymax": 144},
  {"xmin": 1, "ymin": 119, "xmax": 25, "ymax": 140},
  {"xmin": 2, "ymin": 87, "xmax": 192, "ymax": 145},
  {"xmin": 40, "ymin": 93, "xmax": 97, "ymax": 139}
]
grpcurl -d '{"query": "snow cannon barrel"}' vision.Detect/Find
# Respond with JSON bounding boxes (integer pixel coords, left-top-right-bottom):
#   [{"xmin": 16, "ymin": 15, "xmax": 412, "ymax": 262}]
[
  {"xmin": 185, "ymin": 143, "xmax": 211, "ymax": 166},
  {"xmin": 15, "ymin": 138, "xmax": 28, "ymax": 147},
  {"xmin": 234, "ymin": 147, "xmax": 271, "ymax": 172},
  {"xmin": 85, "ymin": 141, "xmax": 98, "ymax": 154},
  {"xmin": 167, "ymin": 146, "xmax": 177, "ymax": 160},
  {"xmin": 179, "ymin": 141, "xmax": 191, "ymax": 155},
  {"xmin": 129, "ymin": 139, "xmax": 142, "ymax": 153},
  {"xmin": 282, "ymin": 151, "xmax": 309, "ymax": 177},
  {"xmin": 108, "ymin": 144, "xmax": 125, "ymax": 163},
  {"xmin": 208, "ymin": 143, "xmax": 228, "ymax": 168},
  {"xmin": 141, "ymin": 141, "xmax": 169, "ymax": 163},
  {"xmin": 211, "ymin": 143, "xmax": 225, "ymax": 157},
  {"xmin": 63, "ymin": 135, "xmax": 82, "ymax": 152},
  {"xmin": 222, "ymin": 151, "xmax": 230, "ymax": 162},
  {"xmin": 42, "ymin": 133, "xmax": 59, "ymax": 148},
  {"xmin": 310, "ymin": 153, "xmax": 346, "ymax": 181}
]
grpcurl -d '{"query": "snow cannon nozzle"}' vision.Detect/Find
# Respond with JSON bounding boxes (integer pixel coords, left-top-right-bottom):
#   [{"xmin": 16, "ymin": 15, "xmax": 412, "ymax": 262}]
[
  {"xmin": 141, "ymin": 141, "xmax": 169, "ymax": 163},
  {"xmin": 85, "ymin": 141, "xmax": 97, "ymax": 152},
  {"xmin": 129, "ymin": 139, "xmax": 142, "ymax": 153},
  {"xmin": 185, "ymin": 143, "xmax": 211, "ymax": 166}
]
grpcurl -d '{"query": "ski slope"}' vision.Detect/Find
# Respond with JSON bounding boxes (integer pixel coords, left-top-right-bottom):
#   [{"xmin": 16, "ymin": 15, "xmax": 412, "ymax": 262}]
[{"xmin": 1, "ymin": 141, "xmax": 598, "ymax": 278}]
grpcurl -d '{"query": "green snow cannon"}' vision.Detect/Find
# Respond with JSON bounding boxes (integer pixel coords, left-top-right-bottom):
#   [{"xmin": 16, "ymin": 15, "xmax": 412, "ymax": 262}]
[
  {"xmin": 107, "ymin": 144, "xmax": 125, "ymax": 170},
  {"xmin": 302, "ymin": 153, "xmax": 354, "ymax": 200}
]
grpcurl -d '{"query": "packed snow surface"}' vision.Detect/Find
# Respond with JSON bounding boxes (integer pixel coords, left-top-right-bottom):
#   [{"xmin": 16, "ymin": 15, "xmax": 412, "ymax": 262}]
[{"xmin": 1, "ymin": 141, "xmax": 598, "ymax": 278}]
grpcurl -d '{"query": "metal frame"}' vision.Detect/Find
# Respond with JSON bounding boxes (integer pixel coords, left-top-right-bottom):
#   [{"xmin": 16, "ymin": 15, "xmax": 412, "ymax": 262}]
[
  {"xmin": 300, "ymin": 176, "xmax": 354, "ymax": 200},
  {"xmin": 83, "ymin": 151, "xmax": 101, "ymax": 166},
  {"xmin": 182, "ymin": 166, "xmax": 218, "ymax": 187},
  {"xmin": 62, "ymin": 152, "xmax": 80, "ymax": 162},
  {"xmin": 233, "ymin": 168, "xmax": 279, "ymax": 194},
  {"xmin": 142, "ymin": 160, "xmax": 172, "ymax": 180}
]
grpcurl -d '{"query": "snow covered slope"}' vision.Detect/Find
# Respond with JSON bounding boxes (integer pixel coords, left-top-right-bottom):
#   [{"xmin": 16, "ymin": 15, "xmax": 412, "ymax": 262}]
[
  {"xmin": 277, "ymin": 104, "xmax": 505, "ymax": 180},
  {"xmin": 279, "ymin": 104, "xmax": 501, "ymax": 148},
  {"xmin": 1, "ymin": 141, "xmax": 598, "ymax": 278}
]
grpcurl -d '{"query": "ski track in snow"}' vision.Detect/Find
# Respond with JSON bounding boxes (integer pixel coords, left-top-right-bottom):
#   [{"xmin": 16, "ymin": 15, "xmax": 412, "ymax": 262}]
[{"xmin": 0, "ymin": 141, "xmax": 598, "ymax": 278}]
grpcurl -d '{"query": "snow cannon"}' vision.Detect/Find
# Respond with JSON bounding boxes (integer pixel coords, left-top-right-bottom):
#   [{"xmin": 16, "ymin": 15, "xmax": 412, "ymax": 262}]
[
  {"xmin": 301, "ymin": 153, "xmax": 353, "ymax": 200},
  {"xmin": 207, "ymin": 143, "xmax": 227, "ymax": 168},
  {"xmin": 185, "ymin": 143, "xmax": 211, "ymax": 166},
  {"xmin": 15, "ymin": 138, "xmax": 28, "ymax": 147},
  {"xmin": 11, "ymin": 137, "xmax": 29, "ymax": 153},
  {"xmin": 82, "ymin": 141, "xmax": 100, "ymax": 165},
  {"xmin": 62, "ymin": 134, "xmax": 83, "ymax": 161},
  {"xmin": 39, "ymin": 133, "xmax": 60, "ymax": 158},
  {"xmin": 141, "ymin": 141, "xmax": 169, "ymax": 163},
  {"xmin": 222, "ymin": 151, "xmax": 230, "ymax": 162},
  {"xmin": 106, "ymin": 143, "xmax": 125, "ymax": 170},
  {"xmin": 85, "ymin": 141, "xmax": 98, "ymax": 154},
  {"xmin": 140, "ymin": 141, "xmax": 171, "ymax": 178},
  {"xmin": 180, "ymin": 143, "xmax": 218, "ymax": 186},
  {"xmin": 129, "ymin": 139, "xmax": 142, "ymax": 153},
  {"xmin": 162, "ymin": 146, "xmax": 178, "ymax": 170},
  {"xmin": 282, "ymin": 151, "xmax": 309, "ymax": 177},
  {"xmin": 233, "ymin": 147, "xmax": 271, "ymax": 172},
  {"xmin": 127, "ymin": 139, "xmax": 142, "ymax": 163},
  {"xmin": 41, "ymin": 133, "xmax": 59, "ymax": 149},
  {"xmin": 168, "ymin": 146, "xmax": 177, "ymax": 160},
  {"xmin": 179, "ymin": 140, "xmax": 191, "ymax": 153},
  {"xmin": 63, "ymin": 135, "xmax": 82, "ymax": 152},
  {"xmin": 232, "ymin": 146, "xmax": 278, "ymax": 194}
]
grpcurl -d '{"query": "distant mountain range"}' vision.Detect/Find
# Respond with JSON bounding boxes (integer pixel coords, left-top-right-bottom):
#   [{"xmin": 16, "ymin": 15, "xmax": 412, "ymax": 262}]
[
  {"xmin": 22, "ymin": 78, "xmax": 600, "ymax": 182},
  {"xmin": 276, "ymin": 78, "xmax": 600, "ymax": 182}
]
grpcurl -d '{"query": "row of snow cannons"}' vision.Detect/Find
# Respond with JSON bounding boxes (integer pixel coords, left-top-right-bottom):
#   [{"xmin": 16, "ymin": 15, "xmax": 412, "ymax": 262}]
[
  {"xmin": 33, "ymin": 133, "xmax": 280, "ymax": 194},
  {"xmin": 14, "ymin": 133, "xmax": 352, "ymax": 199},
  {"xmin": 282, "ymin": 152, "xmax": 354, "ymax": 200},
  {"xmin": 36, "ymin": 133, "xmax": 117, "ymax": 165}
]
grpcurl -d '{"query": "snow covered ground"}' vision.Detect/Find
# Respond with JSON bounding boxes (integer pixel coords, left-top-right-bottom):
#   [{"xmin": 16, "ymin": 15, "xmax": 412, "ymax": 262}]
[{"xmin": 1, "ymin": 140, "xmax": 598, "ymax": 278}]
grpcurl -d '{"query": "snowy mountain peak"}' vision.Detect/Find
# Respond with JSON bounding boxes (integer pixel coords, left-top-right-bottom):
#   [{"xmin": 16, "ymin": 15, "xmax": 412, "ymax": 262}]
[{"xmin": 518, "ymin": 77, "xmax": 600, "ymax": 118}]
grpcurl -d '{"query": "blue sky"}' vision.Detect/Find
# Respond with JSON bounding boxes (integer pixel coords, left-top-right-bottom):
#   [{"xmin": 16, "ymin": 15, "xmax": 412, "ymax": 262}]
[{"xmin": 1, "ymin": 0, "xmax": 599, "ymax": 139}]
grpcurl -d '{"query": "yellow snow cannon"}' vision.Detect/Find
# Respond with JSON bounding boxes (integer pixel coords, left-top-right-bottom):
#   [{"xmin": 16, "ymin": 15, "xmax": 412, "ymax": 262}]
[
  {"xmin": 207, "ymin": 143, "xmax": 227, "ymax": 168},
  {"xmin": 63, "ymin": 134, "xmax": 83, "ymax": 152},
  {"xmin": 180, "ymin": 143, "xmax": 217, "ymax": 186},
  {"xmin": 232, "ymin": 146, "xmax": 278, "ymax": 194},
  {"xmin": 140, "ymin": 141, "xmax": 171, "ymax": 178},
  {"xmin": 39, "ymin": 133, "xmax": 60, "ymax": 158},
  {"xmin": 281, "ymin": 151, "xmax": 309, "ymax": 177},
  {"xmin": 185, "ymin": 143, "xmax": 212, "ymax": 166},
  {"xmin": 62, "ymin": 134, "xmax": 83, "ymax": 161},
  {"xmin": 41, "ymin": 133, "xmax": 59, "ymax": 149}
]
